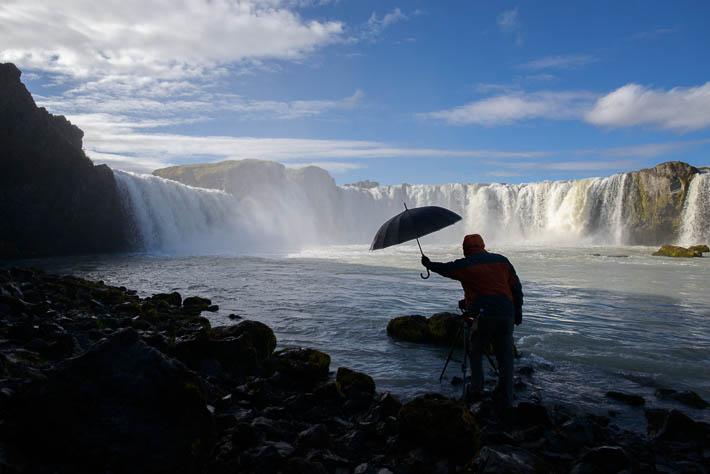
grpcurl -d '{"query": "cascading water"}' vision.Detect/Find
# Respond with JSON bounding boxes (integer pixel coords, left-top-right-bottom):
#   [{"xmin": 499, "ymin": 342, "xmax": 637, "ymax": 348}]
[
  {"xmin": 678, "ymin": 171, "xmax": 710, "ymax": 246},
  {"xmin": 114, "ymin": 171, "xmax": 248, "ymax": 253},
  {"xmin": 114, "ymin": 165, "xmax": 710, "ymax": 254}
]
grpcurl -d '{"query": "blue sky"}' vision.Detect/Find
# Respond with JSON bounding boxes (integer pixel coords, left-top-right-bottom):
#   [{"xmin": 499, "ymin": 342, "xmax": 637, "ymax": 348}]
[{"xmin": 2, "ymin": 0, "xmax": 709, "ymax": 185}]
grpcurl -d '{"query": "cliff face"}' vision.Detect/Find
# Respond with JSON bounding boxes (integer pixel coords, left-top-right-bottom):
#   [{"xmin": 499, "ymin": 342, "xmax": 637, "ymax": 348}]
[
  {"xmin": 0, "ymin": 63, "xmax": 130, "ymax": 257},
  {"xmin": 623, "ymin": 161, "xmax": 700, "ymax": 244}
]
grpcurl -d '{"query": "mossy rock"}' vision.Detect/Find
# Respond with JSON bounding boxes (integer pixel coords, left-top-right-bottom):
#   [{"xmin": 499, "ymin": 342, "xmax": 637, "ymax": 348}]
[
  {"xmin": 398, "ymin": 393, "xmax": 480, "ymax": 458},
  {"xmin": 150, "ymin": 292, "xmax": 182, "ymax": 307},
  {"xmin": 386, "ymin": 315, "xmax": 430, "ymax": 343},
  {"xmin": 336, "ymin": 366, "xmax": 376, "ymax": 397},
  {"xmin": 652, "ymin": 245, "xmax": 702, "ymax": 257},
  {"xmin": 270, "ymin": 348, "xmax": 331, "ymax": 386},
  {"xmin": 427, "ymin": 312, "xmax": 463, "ymax": 345},
  {"xmin": 211, "ymin": 320, "xmax": 277, "ymax": 361},
  {"xmin": 688, "ymin": 244, "xmax": 709, "ymax": 253}
]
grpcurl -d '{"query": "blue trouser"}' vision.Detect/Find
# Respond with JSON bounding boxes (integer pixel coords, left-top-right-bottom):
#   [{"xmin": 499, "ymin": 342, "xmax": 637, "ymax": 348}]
[{"xmin": 469, "ymin": 313, "xmax": 514, "ymax": 408}]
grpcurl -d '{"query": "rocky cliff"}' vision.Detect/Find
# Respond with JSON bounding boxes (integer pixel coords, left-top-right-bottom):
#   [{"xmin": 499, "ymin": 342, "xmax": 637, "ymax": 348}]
[
  {"xmin": 0, "ymin": 63, "xmax": 130, "ymax": 257},
  {"xmin": 623, "ymin": 161, "xmax": 700, "ymax": 244}
]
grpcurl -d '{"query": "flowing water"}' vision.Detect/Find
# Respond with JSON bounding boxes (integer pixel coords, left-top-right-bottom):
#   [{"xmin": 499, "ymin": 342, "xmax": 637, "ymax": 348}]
[{"xmin": 11, "ymin": 167, "xmax": 710, "ymax": 432}]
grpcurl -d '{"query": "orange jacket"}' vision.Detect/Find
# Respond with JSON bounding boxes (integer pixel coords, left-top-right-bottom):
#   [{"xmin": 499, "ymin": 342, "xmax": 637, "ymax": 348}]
[{"xmin": 426, "ymin": 234, "xmax": 523, "ymax": 316}]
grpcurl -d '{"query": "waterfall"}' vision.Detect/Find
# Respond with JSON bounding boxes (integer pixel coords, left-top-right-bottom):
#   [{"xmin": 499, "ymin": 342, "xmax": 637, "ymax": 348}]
[
  {"xmin": 114, "ymin": 166, "xmax": 710, "ymax": 254},
  {"xmin": 114, "ymin": 171, "xmax": 248, "ymax": 253},
  {"xmin": 678, "ymin": 172, "xmax": 710, "ymax": 246}
]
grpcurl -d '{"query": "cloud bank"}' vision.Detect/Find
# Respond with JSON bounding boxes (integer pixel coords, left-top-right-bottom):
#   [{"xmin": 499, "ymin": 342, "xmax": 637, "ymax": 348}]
[
  {"xmin": 0, "ymin": 0, "xmax": 343, "ymax": 80},
  {"xmin": 585, "ymin": 82, "xmax": 710, "ymax": 132}
]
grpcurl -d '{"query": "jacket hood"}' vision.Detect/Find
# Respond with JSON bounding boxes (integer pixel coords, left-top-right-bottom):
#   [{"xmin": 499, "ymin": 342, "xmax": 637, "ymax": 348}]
[{"xmin": 463, "ymin": 234, "xmax": 485, "ymax": 256}]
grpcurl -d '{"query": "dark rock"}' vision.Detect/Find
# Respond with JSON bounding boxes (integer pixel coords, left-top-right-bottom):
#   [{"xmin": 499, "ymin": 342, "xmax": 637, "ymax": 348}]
[
  {"xmin": 397, "ymin": 393, "xmax": 480, "ymax": 458},
  {"xmin": 0, "ymin": 63, "xmax": 131, "ymax": 257},
  {"xmin": 212, "ymin": 320, "xmax": 277, "ymax": 361},
  {"xmin": 182, "ymin": 296, "xmax": 212, "ymax": 315},
  {"xmin": 12, "ymin": 328, "xmax": 215, "ymax": 473},
  {"xmin": 269, "ymin": 347, "xmax": 331, "ymax": 387},
  {"xmin": 296, "ymin": 423, "xmax": 330, "ymax": 449},
  {"xmin": 336, "ymin": 367, "xmax": 376, "ymax": 400},
  {"xmin": 515, "ymin": 402, "xmax": 551, "ymax": 427},
  {"xmin": 469, "ymin": 446, "xmax": 552, "ymax": 473},
  {"xmin": 150, "ymin": 292, "xmax": 182, "ymax": 307},
  {"xmin": 578, "ymin": 445, "xmax": 631, "ymax": 470},
  {"xmin": 426, "ymin": 312, "xmax": 462, "ymax": 345},
  {"xmin": 645, "ymin": 408, "xmax": 710, "ymax": 442},
  {"xmin": 518, "ymin": 365, "xmax": 534, "ymax": 376},
  {"xmin": 606, "ymin": 391, "xmax": 645, "ymax": 406},
  {"xmin": 655, "ymin": 388, "xmax": 709, "ymax": 409},
  {"xmin": 386, "ymin": 315, "xmax": 429, "ymax": 342}
]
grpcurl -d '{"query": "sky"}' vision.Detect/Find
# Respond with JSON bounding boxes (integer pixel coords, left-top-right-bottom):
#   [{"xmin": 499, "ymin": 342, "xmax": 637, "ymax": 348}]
[{"xmin": 2, "ymin": 0, "xmax": 710, "ymax": 185}]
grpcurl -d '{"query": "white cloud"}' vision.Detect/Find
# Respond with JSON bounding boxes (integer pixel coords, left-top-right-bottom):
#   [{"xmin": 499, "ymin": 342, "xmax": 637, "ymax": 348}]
[
  {"xmin": 0, "ymin": 0, "xmax": 343, "ymax": 80},
  {"xmin": 357, "ymin": 8, "xmax": 407, "ymax": 42},
  {"xmin": 585, "ymin": 82, "xmax": 710, "ymax": 132},
  {"xmin": 497, "ymin": 7, "xmax": 520, "ymax": 32},
  {"xmin": 427, "ymin": 90, "xmax": 596, "ymax": 126},
  {"xmin": 518, "ymin": 54, "xmax": 596, "ymax": 71}
]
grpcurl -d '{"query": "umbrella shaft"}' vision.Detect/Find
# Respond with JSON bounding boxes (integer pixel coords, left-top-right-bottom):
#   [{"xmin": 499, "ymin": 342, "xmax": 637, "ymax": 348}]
[{"xmin": 415, "ymin": 237, "xmax": 424, "ymax": 256}]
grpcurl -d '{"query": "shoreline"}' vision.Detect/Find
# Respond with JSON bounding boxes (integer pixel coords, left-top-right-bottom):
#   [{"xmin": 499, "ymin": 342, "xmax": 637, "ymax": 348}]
[{"xmin": 0, "ymin": 267, "xmax": 708, "ymax": 472}]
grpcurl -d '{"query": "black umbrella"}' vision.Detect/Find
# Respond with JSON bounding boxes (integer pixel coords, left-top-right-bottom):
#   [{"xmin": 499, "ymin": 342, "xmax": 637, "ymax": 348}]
[{"xmin": 370, "ymin": 204, "xmax": 462, "ymax": 279}]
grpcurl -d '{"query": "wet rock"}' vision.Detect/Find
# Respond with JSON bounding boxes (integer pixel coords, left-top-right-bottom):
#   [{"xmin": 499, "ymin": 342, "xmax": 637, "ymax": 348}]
[
  {"xmin": 149, "ymin": 291, "xmax": 182, "ymax": 307},
  {"xmin": 296, "ymin": 423, "xmax": 330, "ymax": 449},
  {"xmin": 212, "ymin": 320, "xmax": 277, "ymax": 361},
  {"xmin": 12, "ymin": 328, "xmax": 215, "ymax": 473},
  {"xmin": 269, "ymin": 347, "xmax": 331, "ymax": 387},
  {"xmin": 336, "ymin": 367, "xmax": 376, "ymax": 400},
  {"xmin": 574, "ymin": 445, "xmax": 631, "ymax": 472},
  {"xmin": 386, "ymin": 315, "xmax": 429, "ymax": 342},
  {"xmin": 606, "ymin": 391, "xmax": 645, "ymax": 406},
  {"xmin": 182, "ymin": 296, "xmax": 213, "ymax": 315},
  {"xmin": 397, "ymin": 393, "xmax": 480, "ymax": 458},
  {"xmin": 645, "ymin": 408, "xmax": 710, "ymax": 443},
  {"xmin": 652, "ymin": 245, "xmax": 703, "ymax": 258},
  {"xmin": 655, "ymin": 388, "xmax": 709, "ymax": 409},
  {"xmin": 426, "ymin": 312, "xmax": 462, "ymax": 345},
  {"xmin": 515, "ymin": 402, "xmax": 551, "ymax": 427},
  {"xmin": 688, "ymin": 244, "xmax": 709, "ymax": 253},
  {"xmin": 469, "ymin": 446, "xmax": 552, "ymax": 473}
]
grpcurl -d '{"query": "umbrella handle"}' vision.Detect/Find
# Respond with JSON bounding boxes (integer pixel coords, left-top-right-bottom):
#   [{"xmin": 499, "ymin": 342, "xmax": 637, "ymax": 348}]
[{"xmin": 420, "ymin": 268, "xmax": 430, "ymax": 279}]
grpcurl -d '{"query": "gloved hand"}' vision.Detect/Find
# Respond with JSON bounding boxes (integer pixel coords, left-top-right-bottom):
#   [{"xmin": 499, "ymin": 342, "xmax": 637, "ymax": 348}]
[{"xmin": 421, "ymin": 255, "xmax": 431, "ymax": 267}]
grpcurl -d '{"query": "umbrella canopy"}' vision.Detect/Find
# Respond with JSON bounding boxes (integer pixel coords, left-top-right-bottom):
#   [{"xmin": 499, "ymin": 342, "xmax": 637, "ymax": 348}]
[{"xmin": 370, "ymin": 205, "xmax": 462, "ymax": 251}]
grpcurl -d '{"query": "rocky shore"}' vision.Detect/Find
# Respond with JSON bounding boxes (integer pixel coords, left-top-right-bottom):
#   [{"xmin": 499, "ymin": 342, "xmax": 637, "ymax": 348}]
[{"xmin": 1, "ymin": 268, "xmax": 708, "ymax": 473}]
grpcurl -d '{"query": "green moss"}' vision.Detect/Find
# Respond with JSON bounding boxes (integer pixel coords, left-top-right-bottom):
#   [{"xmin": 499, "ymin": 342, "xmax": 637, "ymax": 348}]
[
  {"xmin": 336, "ymin": 366, "xmax": 375, "ymax": 395},
  {"xmin": 386, "ymin": 315, "xmax": 430, "ymax": 342},
  {"xmin": 652, "ymin": 245, "xmax": 702, "ymax": 258}
]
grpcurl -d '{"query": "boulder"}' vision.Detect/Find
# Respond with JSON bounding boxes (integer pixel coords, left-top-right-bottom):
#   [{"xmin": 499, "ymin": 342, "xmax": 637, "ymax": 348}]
[
  {"xmin": 469, "ymin": 446, "xmax": 552, "ymax": 473},
  {"xmin": 386, "ymin": 315, "xmax": 430, "ymax": 342},
  {"xmin": 645, "ymin": 408, "xmax": 710, "ymax": 443},
  {"xmin": 173, "ymin": 320, "xmax": 276, "ymax": 376},
  {"xmin": 652, "ymin": 245, "xmax": 702, "ymax": 258},
  {"xmin": 655, "ymin": 388, "xmax": 709, "ymax": 409},
  {"xmin": 336, "ymin": 367, "xmax": 376, "ymax": 399},
  {"xmin": 606, "ymin": 391, "xmax": 645, "ymax": 406},
  {"xmin": 269, "ymin": 347, "xmax": 331, "ymax": 387},
  {"xmin": 397, "ymin": 393, "xmax": 480, "ymax": 457},
  {"xmin": 688, "ymin": 244, "xmax": 709, "ymax": 253},
  {"xmin": 426, "ymin": 312, "xmax": 463, "ymax": 345},
  {"xmin": 11, "ymin": 328, "xmax": 215, "ymax": 473}
]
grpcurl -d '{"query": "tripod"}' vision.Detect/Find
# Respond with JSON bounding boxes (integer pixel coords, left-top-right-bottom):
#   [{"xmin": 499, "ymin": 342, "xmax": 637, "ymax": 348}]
[{"xmin": 439, "ymin": 308, "xmax": 498, "ymax": 401}]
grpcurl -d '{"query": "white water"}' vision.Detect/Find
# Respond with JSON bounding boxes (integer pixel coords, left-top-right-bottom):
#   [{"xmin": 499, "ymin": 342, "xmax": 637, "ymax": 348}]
[
  {"xmin": 679, "ymin": 171, "xmax": 710, "ymax": 246},
  {"xmin": 114, "ymin": 165, "xmax": 710, "ymax": 253}
]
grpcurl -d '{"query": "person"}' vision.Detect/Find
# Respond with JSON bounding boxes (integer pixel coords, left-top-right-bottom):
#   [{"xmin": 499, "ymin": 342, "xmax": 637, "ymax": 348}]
[{"xmin": 421, "ymin": 234, "xmax": 523, "ymax": 412}]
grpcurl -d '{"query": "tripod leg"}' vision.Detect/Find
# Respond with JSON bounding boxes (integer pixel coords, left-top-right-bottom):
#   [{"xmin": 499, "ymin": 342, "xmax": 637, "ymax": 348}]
[
  {"xmin": 439, "ymin": 321, "xmax": 464, "ymax": 382},
  {"xmin": 461, "ymin": 323, "xmax": 469, "ymax": 400}
]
